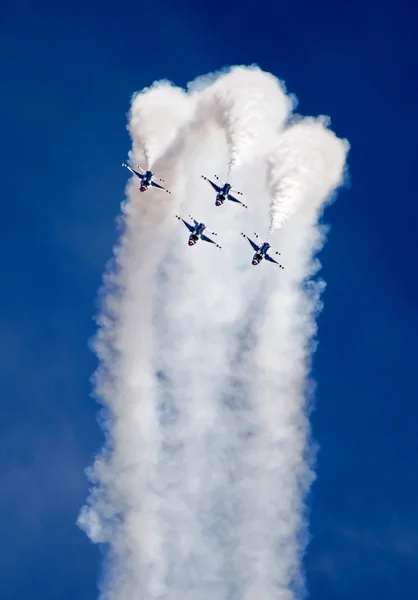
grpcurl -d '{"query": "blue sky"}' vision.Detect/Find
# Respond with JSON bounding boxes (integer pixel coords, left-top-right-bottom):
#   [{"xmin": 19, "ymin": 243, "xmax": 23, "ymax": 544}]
[{"xmin": 1, "ymin": 0, "xmax": 417, "ymax": 598}]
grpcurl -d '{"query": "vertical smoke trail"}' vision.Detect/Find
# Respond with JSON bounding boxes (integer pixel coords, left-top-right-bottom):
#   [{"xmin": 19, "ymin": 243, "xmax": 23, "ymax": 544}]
[
  {"xmin": 230, "ymin": 119, "xmax": 349, "ymax": 599},
  {"xmin": 79, "ymin": 68, "xmax": 349, "ymax": 600},
  {"xmin": 190, "ymin": 66, "xmax": 293, "ymax": 177},
  {"xmin": 267, "ymin": 117, "xmax": 349, "ymax": 232},
  {"xmin": 129, "ymin": 82, "xmax": 192, "ymax": 168},
  {"xmin": 79, "ymin": 89, "xmax": 197, "ymax": 598}
]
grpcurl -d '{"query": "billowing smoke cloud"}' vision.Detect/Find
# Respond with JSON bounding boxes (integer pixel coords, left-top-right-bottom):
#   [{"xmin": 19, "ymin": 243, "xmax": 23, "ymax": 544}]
[
  {"xmin": 129, "ymin": 82, "xmax": 193, "ymax": 168},
  {"xmin": 267, "ymin": 116, "xmax": 349, "ymax": 232},
  {"xmin": 189, "ymin": 66, "xmax": 294, "ymax": 176},
  {"xmin": 79, "ymin": 66, "xmax": 349, "ymax": 600}
]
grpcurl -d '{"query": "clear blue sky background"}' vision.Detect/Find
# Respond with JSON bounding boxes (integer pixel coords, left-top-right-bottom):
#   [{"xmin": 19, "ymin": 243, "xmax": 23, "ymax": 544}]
[{"xmin": 1, "ymin": 0, "xmax": 417, "ymax": 598}]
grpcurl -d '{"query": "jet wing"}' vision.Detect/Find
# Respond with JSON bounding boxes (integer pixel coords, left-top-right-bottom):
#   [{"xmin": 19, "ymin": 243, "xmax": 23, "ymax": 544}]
[
  {"xmin": 122, "ymin": 163, "xmax": 145, "ymax": 180},
  {"xmin": 201, "ymin": 175, "xmax": 221, "ymax": 193},
  {"xmin": 182, "ymin": 220, "xmax": 195, "ymax": 232},
  {"xmin": 227, "ymin": 194, "xmax": 248, "ymax": 208},
  {"xmin": 176, "ymin": 216, "xmax": 195, "ymax": 232},
  {"xmin": 265, "ymin": 254, "xmax": 284, "ymax": 268},
  {"xmin": 244, "ymin": 236, "xmax": 260, "ymax": 252},
  {"xmin": 201, "ymin": 234, "xmax": 221, "ymax": 248},
  {"xmin": 151, "ymin": 181, "xmax": 171, "ymax": 193},
  {"xmin": 265, "ymin": 254, "xmax": 279, "ymax": 264}
]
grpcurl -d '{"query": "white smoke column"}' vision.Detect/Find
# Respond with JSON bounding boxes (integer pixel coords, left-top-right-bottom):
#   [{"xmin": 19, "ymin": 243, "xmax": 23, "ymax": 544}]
[
  {"xmin": 79, "ymin": 67, "xmax": 349, "ymax": 600},
  {"xmin": 129, "ymin": 82, "xmax": 192, "ymax": 168},
  {"xmin": 230, "ymin": 120, "xmax": 349, "ymax": 599},
  {"xmin": 79, "ymin": 89, "xmax": 197, "ymax": 598},
  {"xmin": 267, "ymin": 117, "xmax": 349, "ymax": 232},
  {"xmin": 190, "ymin": 66, "xmax": 293, "ymax": 176}
]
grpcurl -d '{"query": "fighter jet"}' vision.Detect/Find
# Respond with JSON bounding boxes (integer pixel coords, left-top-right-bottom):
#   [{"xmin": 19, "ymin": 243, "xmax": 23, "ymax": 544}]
[
  {"xmin": 201, "ymin": 174, "xmax": 247, "ymax": 208},
  {"xmin": 122, "ymin": 163, "xmax": 171, "ymax": 194},
  {"xmin": 175, "ymin": 215, "xmax": 222, "ymax": 248},
  {"xmin": 240, "ymin": 233, "xmax": 284, "ymax": 268}
]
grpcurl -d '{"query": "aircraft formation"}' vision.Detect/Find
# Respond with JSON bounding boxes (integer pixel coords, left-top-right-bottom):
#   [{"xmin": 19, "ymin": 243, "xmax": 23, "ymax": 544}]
[{"xmin": 122, "ymin": 162, "xmax": 284, "ymax": 269}]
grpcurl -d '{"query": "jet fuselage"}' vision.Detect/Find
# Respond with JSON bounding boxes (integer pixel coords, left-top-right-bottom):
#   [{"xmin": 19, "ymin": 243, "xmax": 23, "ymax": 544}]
[
  {"xmin": 188, "ymin": 222, "xmax": 206, "ymax": 245},
  {"xmin": 215, "ymin": 183, "xmax": 232, "ymax": 206}
]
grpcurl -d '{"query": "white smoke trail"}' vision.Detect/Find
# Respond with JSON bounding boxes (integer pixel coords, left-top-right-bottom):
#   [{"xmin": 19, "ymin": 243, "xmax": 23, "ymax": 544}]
[
  {"xmin": 129, "ymin": 82, "xmax": 192, "ymax": 168},
  {"xmin": 78, "ymin": 92, "xmax": 197, "ymax": 598},
  {"xmin": 267, "ymin": 117, "xmax": 349, "ymax": 232},
  {"xmin": 232, "ymin": 121, "xmax": 348, "ymax": 598},
  {"xmin": 189, "ymin": 65, "xmax": 293, "ymax": 177},
  {"xmin": 79, "ymin": 67, "xmax": 349, "ymax": 600}
]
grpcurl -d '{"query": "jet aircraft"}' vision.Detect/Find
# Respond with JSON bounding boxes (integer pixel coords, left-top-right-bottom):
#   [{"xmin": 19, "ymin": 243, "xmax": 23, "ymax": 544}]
[
  {"xmin": 176, "ymin": 215, "xmax": 222, "ymax": 248},
  {"xmin": 201, "ymin": 174, "xmax": 247, "ymax": 208},
  {"xmin": 240, "ymin": 232, "xmax": 284, "ymax": 268},
  {"xmin": 122, "ymin": 163, "xmax": 171, "ymax": 194}
]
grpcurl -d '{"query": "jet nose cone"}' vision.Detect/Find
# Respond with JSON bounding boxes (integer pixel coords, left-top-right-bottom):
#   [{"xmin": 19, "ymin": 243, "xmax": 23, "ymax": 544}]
[
  {"xmin": 252, "ymin": 260, "xmax": 258, "ymax": 265},
  {"xmin": 216, "ymin": 201, "xmax": 221, "ymax": 206},
  {"xmin": 188, "ymin": 240, "xmax": 194, "ymax": 246}
]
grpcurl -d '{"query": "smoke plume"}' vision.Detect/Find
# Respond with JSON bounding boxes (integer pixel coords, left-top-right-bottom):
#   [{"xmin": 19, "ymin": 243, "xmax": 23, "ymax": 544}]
[{"xmin": 79, "ymin": 66, "xmax": 349, "ymax": 600}]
